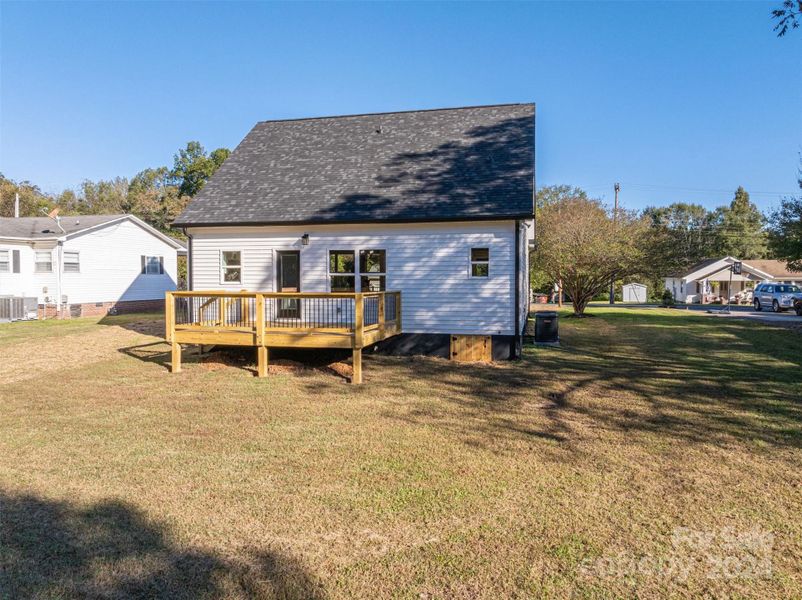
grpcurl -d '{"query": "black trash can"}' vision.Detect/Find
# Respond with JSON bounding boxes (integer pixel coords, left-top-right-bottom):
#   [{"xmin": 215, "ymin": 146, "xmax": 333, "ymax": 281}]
[{"xmin": 534, "ymin": 311, "xmax": 559, "ymax": 343}]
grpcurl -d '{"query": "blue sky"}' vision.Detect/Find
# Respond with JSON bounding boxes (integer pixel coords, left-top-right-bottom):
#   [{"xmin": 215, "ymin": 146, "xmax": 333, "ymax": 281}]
[{"xmin": 1, "ymin": 1, "xmax": 800, "ymax": 212}]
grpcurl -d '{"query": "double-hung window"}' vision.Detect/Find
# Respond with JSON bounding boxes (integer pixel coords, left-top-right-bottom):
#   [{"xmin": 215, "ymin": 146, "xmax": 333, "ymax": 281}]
[
  {"xmin": 63, "ymin": 251, "xmax": 80, "ymax": 273},
  {"xmin": 221, "ymin": 251, "xmax": 242, "ymax": 283},
  {"xmin": 35, "ymin": 251, "xmax": 53, "ymax": 273},
  {"xmin": 470, "ymin": 248, "xmax": 489, "ymax": 277},
  {"xmin": 359, "ymin": 250, "xmax": 386, "ymax": 291},
  {"xmin": 329, "ymin": 249, "xmax": 387, "ymax": 292},
  {"xmin": 141, "ymin": 255, "xmax": 163, "ymax": 275},
  {"xmin": 0, "ymin": 250, "xmax": 9, "ymax": 273},
  {"xmin": 329, "ymin": 250, "xmax": 355, "ymax": 292}
]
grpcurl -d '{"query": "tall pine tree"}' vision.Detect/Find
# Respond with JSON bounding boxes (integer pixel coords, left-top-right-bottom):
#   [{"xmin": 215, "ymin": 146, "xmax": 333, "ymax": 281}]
[{"xmin": 711, "ymin": 187, "xmax": 768, "ymax": 259}]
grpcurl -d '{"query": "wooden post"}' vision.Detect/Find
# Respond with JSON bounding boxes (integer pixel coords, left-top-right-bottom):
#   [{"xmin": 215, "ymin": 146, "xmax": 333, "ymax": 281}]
[
  {"xmin": 171, "ymin": 341, "xmax": 182, "ymax": 373},
  {"xmin": 378, "ymin": 293, "xmax": 385, "ymax": 339},
  {"xmin": 255, "ymin": 293, "xmax": 268, "ymax": 377},
  {"xmin": 257, "ymin": 346, "xmax": 269, "ymax": 378},
  {"xmin": 218, "ymin": 296, "xmax": 226, "ymax": 327},
  {"xmin": 353, "ymin": 292, "xmax": 364, "ymax": 384},
  {"xmin": 165, "ymin": 291, "xmax": 174, "ymax": 342},
  {"xmin": 396, "ymin": 291, "xmax": 402, "ymax": 332}
]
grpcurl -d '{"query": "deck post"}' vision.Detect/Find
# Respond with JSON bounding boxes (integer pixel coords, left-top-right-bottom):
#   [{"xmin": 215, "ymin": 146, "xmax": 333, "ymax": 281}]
[
  {"xmin": 353, "ymin": 292, "xmax": 364, "ymax": 384},
  {"xmin": 165, "ymin": 291, "xmax": 174, "ymax": 342},
  {"xmin": 171, "ymin": 341, "xmax": 182, "ymax": 373},
  {"xmin": 378, "ymin": 293, "xmax": 385, "ymax": 339},
  {"xmin": 257, "ymin": 346, "xmax": 269, "ymax": 377},
  {"xmin": 255, "ymin": 294, "xmax": 268, "ymax": 377},
  {"xmin": 218, "ymin": 296, "xmax": 226, "ymax": 327}
]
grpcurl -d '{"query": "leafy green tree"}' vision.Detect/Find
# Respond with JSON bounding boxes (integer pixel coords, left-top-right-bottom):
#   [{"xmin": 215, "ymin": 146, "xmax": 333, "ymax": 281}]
[
  {"xmin": 710, "ymin": 187, "xmax": 769, "ymax": 259},
  {"xmin": 642, "ymin": 203, "xmax": 717, "ymax": 273},
  {"xmin": 768, "ymin": 160, "xmax": 802, "ymax": 270},
  {"xmin": 773, "ymin": 0, "xmax": 802, "ymax": 36},
  {"xmin": 530, "ymin": 185, "xmax": 593, "ymax": 293},
  {"xmin": 128, "ymin": 167, "xmax": 188, "ymax": 234},
  {"xmin": 172, "ymin": 142, "xmax": 231, "ymax": 197},
  {"xmin": 66, "ymin": 177, "xmax": 131, "ymax": 215},
  {"xmin": 0, "ymin": 174, "xmax": 55, "ymax": 217},
  {"xmin": 534, "ymin": 194, "xmax": 650, "ymax": 315}
]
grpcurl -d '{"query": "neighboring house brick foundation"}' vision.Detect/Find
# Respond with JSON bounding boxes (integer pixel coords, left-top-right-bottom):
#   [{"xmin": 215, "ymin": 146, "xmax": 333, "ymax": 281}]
[{"xmin": 38, "ymin": 299, "xmax": 164, "ymax": 319}]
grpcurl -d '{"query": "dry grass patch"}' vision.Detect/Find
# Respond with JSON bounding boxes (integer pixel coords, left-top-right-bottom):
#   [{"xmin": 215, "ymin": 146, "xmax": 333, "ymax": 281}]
[{"xmin": 1, "ymin": 308, "xmax": 800, "ymax": 598}]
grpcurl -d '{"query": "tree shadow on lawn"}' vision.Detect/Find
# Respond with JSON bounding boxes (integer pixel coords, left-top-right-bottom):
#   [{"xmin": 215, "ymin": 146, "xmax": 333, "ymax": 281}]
[
  {"xmin": 359, "ymin": 315, "xmax": 802, "ymax": 454},
  {"xmin": 0, "ymin": 490, "xmax": 326, "ymax": 600}
]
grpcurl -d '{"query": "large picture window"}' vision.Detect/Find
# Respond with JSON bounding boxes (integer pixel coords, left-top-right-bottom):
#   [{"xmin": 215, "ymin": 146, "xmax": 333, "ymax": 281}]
[
  {"xmin": 221, "ymin": 251, "xmax": 241, "ymax": 283},
  {"xmin": 359, "ymin": 249, "xmax": 386, "ymax": 291},
  {"xmin": 35, "ymin": 251, "xmax": 53, "ymax": 273},
  {"xmin": 329, "ymin": 250, "xmax": 355, "ymax": 292}
]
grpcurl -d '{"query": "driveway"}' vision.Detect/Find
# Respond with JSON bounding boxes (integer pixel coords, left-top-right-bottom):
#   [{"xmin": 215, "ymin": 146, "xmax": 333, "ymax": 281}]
[{"xmin": 677, "ymin": 303, "xmax": 802, "ymax": 325}]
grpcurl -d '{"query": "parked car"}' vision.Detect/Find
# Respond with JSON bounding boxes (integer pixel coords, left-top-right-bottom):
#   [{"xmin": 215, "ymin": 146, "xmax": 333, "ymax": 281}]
[{"xmin": 753, "ymin": 283, "xmax": 802, "ymax": 312}]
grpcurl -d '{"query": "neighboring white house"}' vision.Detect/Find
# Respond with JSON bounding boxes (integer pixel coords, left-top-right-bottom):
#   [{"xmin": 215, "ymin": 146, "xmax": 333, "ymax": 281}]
[
  {"xmin": 664, "ymin": 257, "xmax": 802, "ymax": 304},
  {"xmin": 0, "ymin": 213, "xmax": 183, "ymax": 318},
  {"xmin": 173, "ymin": 104, "xmax": 535, "ymax": 359}
]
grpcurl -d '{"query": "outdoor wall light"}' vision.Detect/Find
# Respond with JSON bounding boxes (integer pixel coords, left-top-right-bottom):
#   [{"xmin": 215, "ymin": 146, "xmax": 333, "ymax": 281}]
[{"xmin": 301, "ymin": 233, "xmax": 310, "ymax": 246}]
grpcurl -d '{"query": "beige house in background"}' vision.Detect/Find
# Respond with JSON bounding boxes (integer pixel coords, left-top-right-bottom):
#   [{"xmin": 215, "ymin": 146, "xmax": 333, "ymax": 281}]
[{"xmin": 664, "ymin": 257, "xmax": 802, "ymax": 304}]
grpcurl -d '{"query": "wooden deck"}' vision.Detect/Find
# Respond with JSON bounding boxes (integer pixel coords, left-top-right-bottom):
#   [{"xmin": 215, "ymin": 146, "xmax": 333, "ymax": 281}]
[{"xmin": 165, "ymin": 290, "xmax": 402, "ymax": 383}]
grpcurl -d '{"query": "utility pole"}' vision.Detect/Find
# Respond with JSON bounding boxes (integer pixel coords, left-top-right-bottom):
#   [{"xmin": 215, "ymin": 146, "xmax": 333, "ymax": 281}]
[{"xmin": 609, "ymin": 182, "xmax": 620, "ymax": 304}]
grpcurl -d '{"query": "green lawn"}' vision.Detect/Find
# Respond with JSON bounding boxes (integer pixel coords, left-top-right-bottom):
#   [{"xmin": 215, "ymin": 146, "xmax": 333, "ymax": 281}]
[{"xmin": 1, "ymin": 308, "xmax": 800, "ymax": 598}]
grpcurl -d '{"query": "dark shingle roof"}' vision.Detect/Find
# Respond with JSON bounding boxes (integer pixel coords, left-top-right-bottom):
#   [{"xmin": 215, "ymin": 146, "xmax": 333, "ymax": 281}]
[
  {"xmin": 174, "ymin": 104, "xmax": 535, "ymax": 227},
  {"xmin": 0, "ymin": 214, "xmax": 127, "ymax": 239}
]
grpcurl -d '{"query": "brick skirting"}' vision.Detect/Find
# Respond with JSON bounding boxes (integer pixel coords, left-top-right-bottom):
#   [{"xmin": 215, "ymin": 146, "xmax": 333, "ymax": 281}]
[{"xmin": 38, "ymin": 299, "xmax": 164, "ymax": 320}]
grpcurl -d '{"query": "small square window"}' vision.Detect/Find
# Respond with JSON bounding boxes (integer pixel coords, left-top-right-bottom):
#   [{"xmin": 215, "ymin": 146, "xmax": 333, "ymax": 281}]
[
  {"xmin": 470, "ymin": 248, "xmax": 489, "ymax": 277},
  {"xmin": 142, "ymin": 255, "xmax": 162, "ymax": 275}
]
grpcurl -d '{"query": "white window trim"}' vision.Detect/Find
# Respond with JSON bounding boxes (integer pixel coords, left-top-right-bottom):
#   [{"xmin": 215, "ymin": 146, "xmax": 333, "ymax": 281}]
[
  {"xmin": 0, "ymin": 249, "xmax": 9, "ymax": 273},
  {"xmin": 35, "ymin": 250, "xmax": 54, "ymax": 273},
  {"xmin": 219, "ymin": 249, "xmax": 242, "ymax": 285},
  {"xmin": 143, "ymin": 255, "xmax": 162, "ymax": 275},
  {"xmin": 469, "ymin": 247, "xmax": 490, "ymax": 278},
  {"xmin": 63, "ymin": 251, "xmax": 80, "ymax": 273}
]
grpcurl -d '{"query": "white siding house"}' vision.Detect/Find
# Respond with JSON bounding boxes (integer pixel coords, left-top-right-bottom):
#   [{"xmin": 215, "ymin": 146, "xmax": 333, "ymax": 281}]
[
  {"xmin": 664, "ymin": 257, "xmax": 802, "ymax": 304},
  {"xmin": 0, "ymin": 214, "xmax": 183, "ymax": 318},
  {"xmin": 188, "ymin": 221, "xmax": 520, "ymax": 335},
  {"xmin": 175, "ymin": 104, "xmax": 535, "ymax": 359}
]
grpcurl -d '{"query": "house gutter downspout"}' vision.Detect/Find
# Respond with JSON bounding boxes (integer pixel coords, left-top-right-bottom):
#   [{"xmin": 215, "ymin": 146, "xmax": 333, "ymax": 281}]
[
  {"xmin": 184, "ymin": 229, "xmax": 193, "ymax": 290},
  {"xmin": 514, "ymin": 219, "xmax": 522, "ymax": 359},
  {"xmin": 56, "ymin": 239, "xmax": 64, "ymax": 317}
]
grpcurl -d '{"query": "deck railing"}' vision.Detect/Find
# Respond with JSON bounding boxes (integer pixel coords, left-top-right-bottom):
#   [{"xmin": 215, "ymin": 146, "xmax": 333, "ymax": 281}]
[{"xmin": 165, "ymin": 290, "xmax": 402, "ymax": 383}]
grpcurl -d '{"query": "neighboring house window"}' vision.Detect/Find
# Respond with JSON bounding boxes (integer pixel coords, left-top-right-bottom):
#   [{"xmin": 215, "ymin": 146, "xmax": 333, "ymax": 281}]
[
  {"xmin": 63, "ymin": 251, "xmax": 80, "ymax": 273},
  {"xmin": 329, "ymin": 250, "xmax": 355, "ymax": 292},
  {"xmin": 220, "ymin": 251, "xmax": 241, "ymax": 283},
  {"xmin": 141, "ymin": 255, "xmax": 164, "ymax": 275},
  {"xmin": 470, "ymin": 248, "xmax": 489, "ymax": 277},
  {"xmin": 0, "ymin": 250, "xmax": 8, "ymax": 272},
  {"xmin": 359, "ymin": 249, "xmax": 386, "ymax": 292},
  {"xmin": 35, "ymin": 251, "xmax": 53, "ymax": 273}
]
